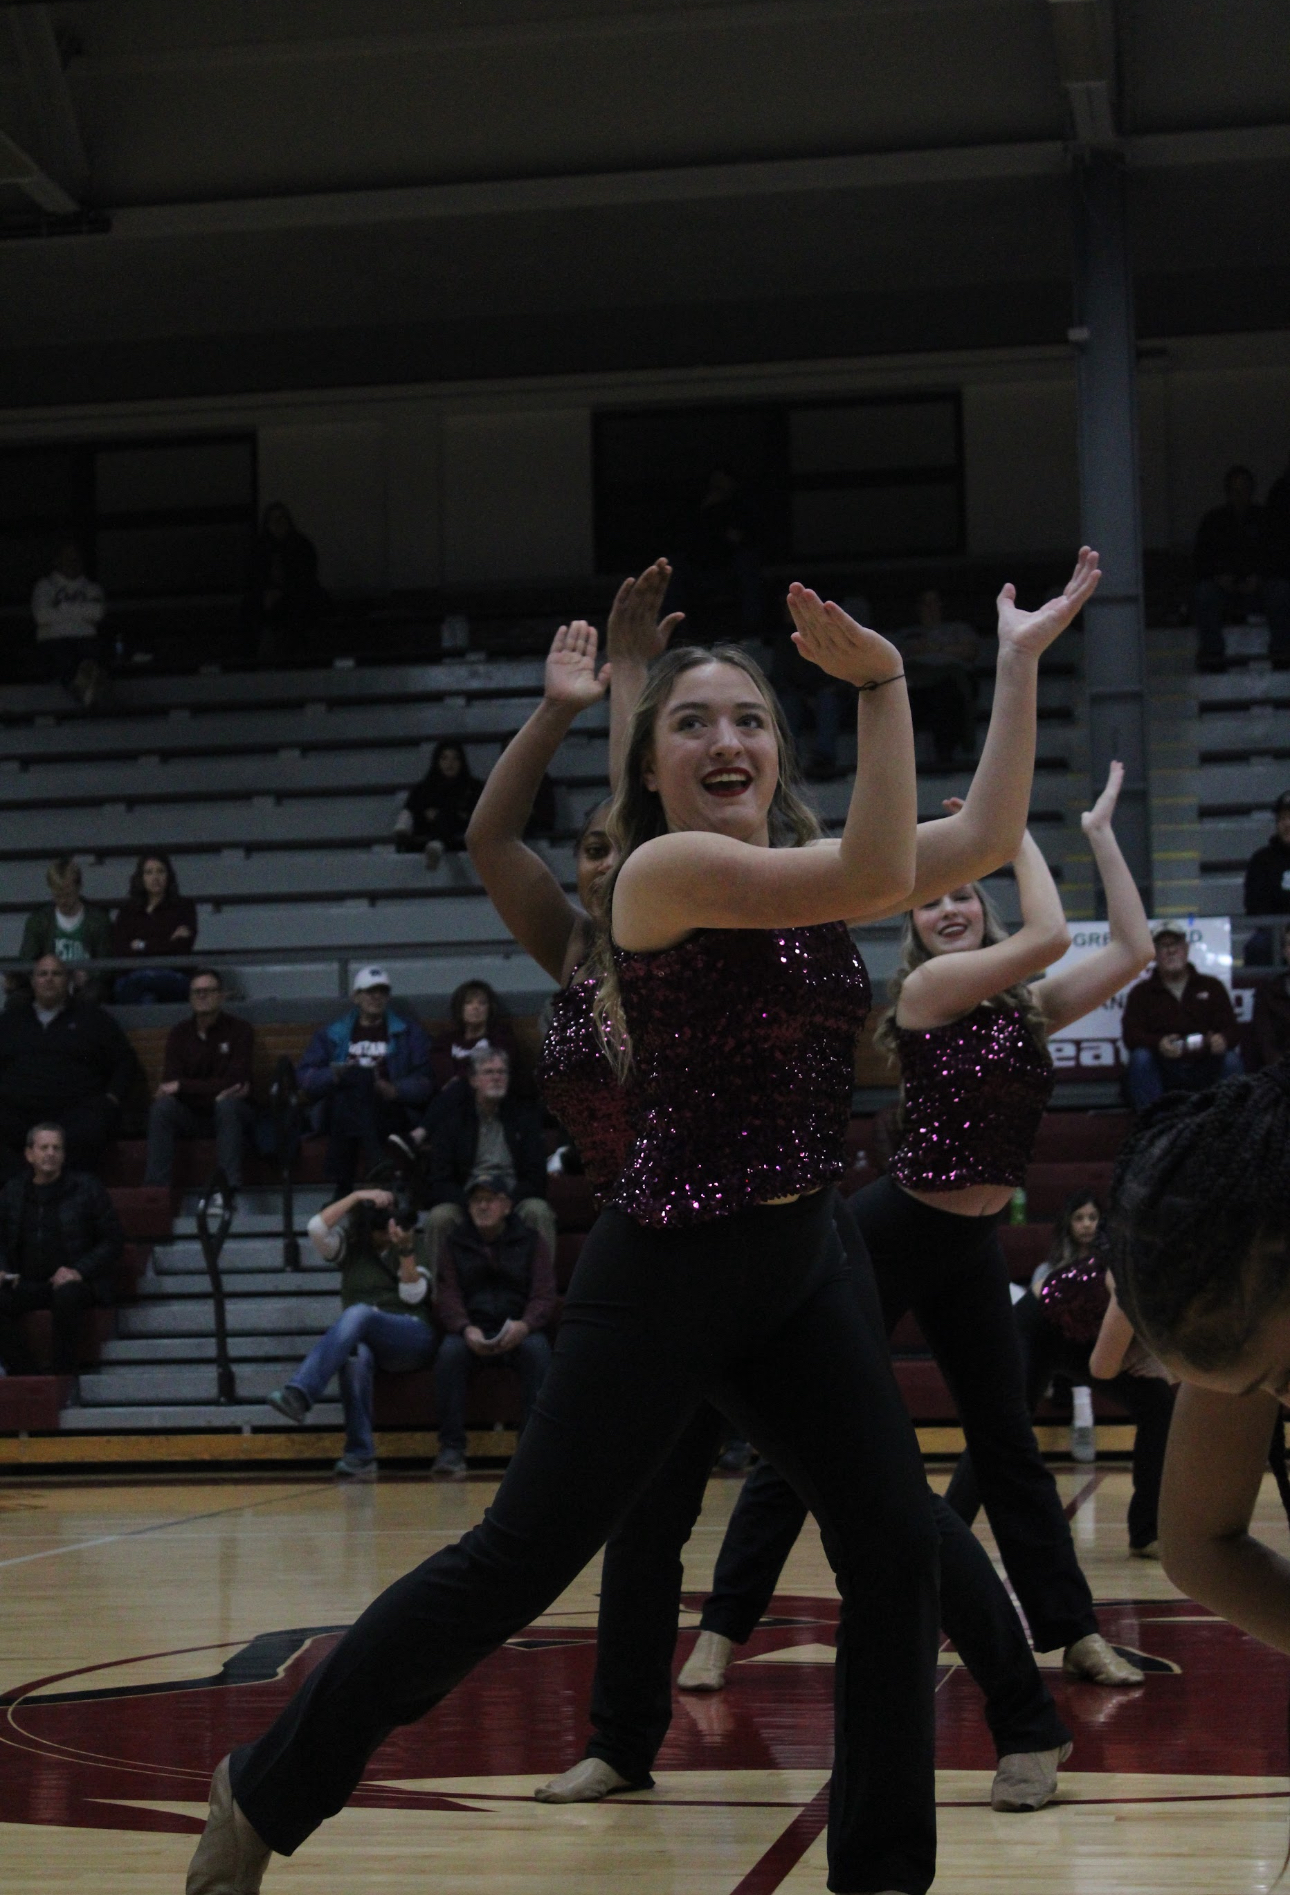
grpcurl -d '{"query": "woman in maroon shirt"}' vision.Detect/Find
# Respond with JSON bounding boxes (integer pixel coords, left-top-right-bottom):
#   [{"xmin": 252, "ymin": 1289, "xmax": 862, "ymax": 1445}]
[{"xmin": 111, "ymin": 851, "xmax": 198, "ymax": 1004}]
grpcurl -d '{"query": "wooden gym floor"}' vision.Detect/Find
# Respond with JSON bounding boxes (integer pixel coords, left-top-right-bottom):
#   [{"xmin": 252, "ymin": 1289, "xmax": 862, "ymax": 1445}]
[{"xmin": 2, "ymin": 1462, "xmax": 1287, "ymax": 1893}]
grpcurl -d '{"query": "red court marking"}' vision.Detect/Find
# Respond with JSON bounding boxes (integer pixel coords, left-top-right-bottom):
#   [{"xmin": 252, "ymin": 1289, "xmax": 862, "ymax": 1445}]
[{"xmin": 728, "ymin": 1779, "xmax": 832, "ymax": 1894}]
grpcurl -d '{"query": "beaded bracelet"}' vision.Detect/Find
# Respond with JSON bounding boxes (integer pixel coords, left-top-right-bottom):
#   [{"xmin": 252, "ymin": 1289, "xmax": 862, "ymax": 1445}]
[{"xmin": 856, "ymin": 671, "xmax": 906, "ymax": 693}]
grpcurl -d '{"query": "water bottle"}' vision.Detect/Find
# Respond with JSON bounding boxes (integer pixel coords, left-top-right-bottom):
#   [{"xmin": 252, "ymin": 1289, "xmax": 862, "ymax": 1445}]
[{"xmin": 1010, "ymin": 1186, "xmax": 1027, "ymax": 1225}]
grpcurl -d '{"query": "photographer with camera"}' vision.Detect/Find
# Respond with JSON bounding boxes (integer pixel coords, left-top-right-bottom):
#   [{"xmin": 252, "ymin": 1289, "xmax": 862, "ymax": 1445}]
[
  {"xmin": 267, "ymin": 1183, "xmax": 437, "ymax": 1480},
  {"xmin": 1122, "ymin": 921, "xmax": 1243, "ymax": 1112}
]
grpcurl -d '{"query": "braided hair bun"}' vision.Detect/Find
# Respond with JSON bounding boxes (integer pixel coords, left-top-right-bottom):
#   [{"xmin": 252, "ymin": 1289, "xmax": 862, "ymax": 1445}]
[{"xmin": 1107, "ymin": 1061, "xmax": 1290, "ymax": 1372}]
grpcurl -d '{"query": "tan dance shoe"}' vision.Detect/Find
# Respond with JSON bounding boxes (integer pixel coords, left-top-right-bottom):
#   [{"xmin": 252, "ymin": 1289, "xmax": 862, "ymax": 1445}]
[
  {"xmin": 186, "ymin": 1755, "xmax": 272, "ymax": 1894},
  {"xmin": 534, "ymin": 1757, "xmax": 634, "ymax": 1803},
  {"xmin": 990, "ymin": 1741, "xmax": 1073, "ymax": 1811},
  {"xmin": 676, "ymin": 1630, "xmax": 733, "ymax": 1691},
  {"xmin": 1062, "ymin": 1632, "xmax": 1144, "ymax": 1686}
]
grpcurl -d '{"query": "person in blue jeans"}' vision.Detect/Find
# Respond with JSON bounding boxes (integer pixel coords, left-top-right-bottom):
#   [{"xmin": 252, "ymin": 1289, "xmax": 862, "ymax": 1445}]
[{"xmin": 267, "ymin": 1185, "xmax": 437, "ymax": 1480}]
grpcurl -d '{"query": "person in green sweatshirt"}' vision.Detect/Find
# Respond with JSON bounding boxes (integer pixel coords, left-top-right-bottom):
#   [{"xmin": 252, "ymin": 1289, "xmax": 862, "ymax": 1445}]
[{"xmin": 17, "ymin": 858, "xmax": 113, "ymax": 1002}]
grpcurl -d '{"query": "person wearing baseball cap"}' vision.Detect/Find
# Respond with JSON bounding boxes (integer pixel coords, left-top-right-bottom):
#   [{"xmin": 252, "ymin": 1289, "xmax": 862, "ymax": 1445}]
[
  {"xmin": 429, "ymin": 1169, "xmax": 557, "ymax": 1481},
  {"xmin": 1121, "ymin": 921, "xmax": 1242, "ymax": 1111},
  {"xmin": 296, "ymin": 968, "xmax": 434, "ymax": 1195}
]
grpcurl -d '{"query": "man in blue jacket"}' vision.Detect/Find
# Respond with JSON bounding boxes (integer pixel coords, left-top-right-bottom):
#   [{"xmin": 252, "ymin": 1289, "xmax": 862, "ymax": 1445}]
[{"xmin": 296, "ymin": 968, "xmax": 434, "ymax": 1196}]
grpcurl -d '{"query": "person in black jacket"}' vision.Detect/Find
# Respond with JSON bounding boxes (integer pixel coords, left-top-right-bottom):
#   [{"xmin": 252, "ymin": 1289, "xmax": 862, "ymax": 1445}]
[
  {"xmin": 1242, "ymin": 792, "xmax": 1290, "ymax": 965},
  {"xmin": 0, "ymin": 1122, "xmax": 123, "ymax": 1372},
  {"xmin": 243, "ymin": 502, "xmax": 325, "ymax": 665},
  {"xmin": 393, "ymin": 739, "xmax": 482, "ymax": 872},
  {"xmin": 0, "ymin": 957, "xmax": 141, "ymax": 1180},
  {"xmin": 430, "ymin": 1173, "xmax": 557, "ymax": 1480},
  {"xmin": 418, "ymin": 1045, "xmax": 556, "ymax": 1277},
  {"xmin": 1192, "ymin": 465, "xmax": 1282, "ymax": 671}
]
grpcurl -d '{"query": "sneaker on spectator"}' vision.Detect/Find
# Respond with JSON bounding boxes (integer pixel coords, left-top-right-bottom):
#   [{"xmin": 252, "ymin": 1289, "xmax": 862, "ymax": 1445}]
[
  {"xmin": 423, "ymin": 839, "xmax": 444, "ymax": 871},
  {"xmin": 1070, "ymin": 1423, "xmax": 1096, "ymax": 1464},
  {"xmin": 716, "ymin": 1440, "xmax": 756, "ymax": 1474},
  {"xmin": 334, "ymin": 1455, "xmax": 377, "ymax": 1482},
  {"xmin": 267, "ymin": 1386, "xmax": 310, "ymax": 1423},
  {"xmin": 432, "ymin": 1448, "xmax": 468, "ymax": 1481},
  {"xmin": 386, "ymin": 1133, "xmax": 419, "ymax": 1168}
]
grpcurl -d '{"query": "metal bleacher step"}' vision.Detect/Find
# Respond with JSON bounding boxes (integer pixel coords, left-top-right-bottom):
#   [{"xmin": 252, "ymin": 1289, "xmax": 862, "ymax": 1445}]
[
  {"xmin": 59, "ymin": 1400, "xmax": 346, "ymax": 1432},
  {"xmin": 150, "ymin": 1238, "xmax": 334, "ymax": 1275},
  {"xmin": 177, "ymin": 1188, "xmax": 329, "ymax": 1222},
  {"xmin": 116, "ymin": 1294, "xmax": 342, "ymax": 1337},
  {"xmin": 77, "ymin": 1362, "xmax": 327, "ymax": 1406},
  {"xmin": 137, "ymin": 1268, "xmax": 341, "ymax": 1297},
  {"xmin": 99, "ymin": 1334, "xmax": 324, "ymax": 1364}
]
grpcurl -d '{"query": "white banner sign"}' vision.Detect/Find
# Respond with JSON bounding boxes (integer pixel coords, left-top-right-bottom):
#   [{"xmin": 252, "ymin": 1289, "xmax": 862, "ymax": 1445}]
[{"xmin": 1046, "ymin": 916, "xmax": 1235, "ymax": 1075}]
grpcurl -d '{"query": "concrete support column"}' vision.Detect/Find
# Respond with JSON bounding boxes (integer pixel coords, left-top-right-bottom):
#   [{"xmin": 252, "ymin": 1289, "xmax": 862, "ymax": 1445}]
[{"xmin": 1070, "ymin": 148, "xmax": 1153, "ymax": 912}]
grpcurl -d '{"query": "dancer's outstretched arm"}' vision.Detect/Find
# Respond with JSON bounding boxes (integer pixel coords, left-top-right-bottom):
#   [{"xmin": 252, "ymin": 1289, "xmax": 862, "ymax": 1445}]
[
  {"xmin": 896, "ymin": 832, "xmax": 1070, "ymax": 1029},
  {"xmin": 907, "ymin": 548, "xmax": 1101, "ymax": 907},
  {"xmin": 613, "ymin": 592, "xmax": 917, "ymax": 944},
  {"xmin": 1036, "ymin": 761, "xmax": 1155, "ymax": 1033},
  {"xmin": 606, "ymin": 558, "xmax": 683, "ymax": 786},
  {"xmin": 1159, "ymin": 1382, "xmax": 1290, "ymax": 1652},
  {"xmin": 467, "ymin": 622, "xmax": 608, "ymax": 983}
]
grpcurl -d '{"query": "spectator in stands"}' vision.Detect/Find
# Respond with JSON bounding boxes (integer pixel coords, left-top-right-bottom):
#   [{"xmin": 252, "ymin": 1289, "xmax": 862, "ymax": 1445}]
[
  {"xmin": 267, "ymin": 1184, "xmax": 437, "ymax": 1481},
  {"xmin": 1193, "ymin": 465, "xmax": 1290, "ymax": 671},
  {"xmin": 16, "ymin": 857, "xmax": 113, "ymax": 1002},
  {"xmin": 1121, "ymin": 922, "xmax": 1242, "ymax": 1111},
  {"xmin": 898, "ymin": 588, "xmax": 980, "ymax": 767},
  {"xmin": 144, "ymin": 969, "xmax": 255, "ymax": 1194},
  {"xmin": 1242, "ymin": 790, "xmax": 1290, "ymax": 965},
  {"xmin": 418, "ymin": 1045, "xmax": 556, "ymax": 1276},
  {"xmin": 0, "ymin": 956, "xmax": 139, "ymax": 1181},
  {"xmin": 1264, "ymin": 451, "xmax": 1290, "ymax": 665},
  {"xmin": 673, "ymin": 469, "xmax": 766, "ymax": 641},
  {"xmin": 0, "ymin": 1122, "xmax": 123, "ymax": 1375},
  {"xmin": 426, "ymin": 978, "xmax": 516, "ymax": 1091},
  {"xmin": 768, "ymin": 592, "xmax": 856, "ymax": 781},
  {"xmin": 297, "ymin": 967, "xmax": 434, "ymax": 1197},
  {"xmin": 394, "ymin": 740, "xmax": 482, "ymax": 871},
  {"xmin": 430, "ymin": 1172, "xmax": 556, "ymax": 1480},
  {"xmin": 1251, "ymin": 923, "xmax": 1290, "ymax": 1068},
  {"xmin": 111, "ymin": 852, "xmax": 198, "ymax": 1004},
  {"xmin": 31, "ymin": 540, "xmax": 107, "ymax": 704},
  {"xmin": 243, "ymin": 502, "xmax": 324, "ymax": 664}
]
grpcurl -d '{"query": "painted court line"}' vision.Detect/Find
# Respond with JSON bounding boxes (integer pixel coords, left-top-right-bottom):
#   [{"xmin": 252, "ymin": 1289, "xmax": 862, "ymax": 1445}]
[
  {"xmin": 0, "ymin": 1482, "xmax": 332, "ymax": 1569},
  {"xmin": 729, "ymin": 1778, "xmax": 832, "ymax": 1894}
]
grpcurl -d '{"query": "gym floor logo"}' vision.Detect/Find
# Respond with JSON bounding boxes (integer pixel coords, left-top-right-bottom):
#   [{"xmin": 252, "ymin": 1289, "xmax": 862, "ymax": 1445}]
[{"xmin": 0, "ymin": 1597, "xmax": 1272, "ymax": 1837}]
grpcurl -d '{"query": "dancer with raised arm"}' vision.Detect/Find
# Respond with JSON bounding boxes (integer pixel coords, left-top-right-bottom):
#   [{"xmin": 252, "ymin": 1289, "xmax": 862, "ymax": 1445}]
[
  {"xmin": 683, "ymin": 759, "xmax": 1155, "ymax": 1713},
  {"xmin": 186, "ymin": 577, "xmax": 940, "ymax": 1895},
  {"xmin": 537, "ymin": 553, "xmax": 1103, "ymax": 1817}
]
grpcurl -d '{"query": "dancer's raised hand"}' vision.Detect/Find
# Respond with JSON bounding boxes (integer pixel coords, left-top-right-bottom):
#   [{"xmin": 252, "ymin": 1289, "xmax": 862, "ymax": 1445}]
[
  {"xmin": 787, "ymin": 584, "xmax": 904, "ymax": 688},
  {"xmin": 1081, "ymin": 759, "xmax": 1124, "ymax": 838},
  {"xmin": 606, "ymin": 558, "xmax": 684, "ymax": 666},
  {"xmin": 996, "ymin": 546, "xmax": 1101, "ymax": 661},
  {"xmin": 544, "ymin": 620, "xmax": 608, "ymax": 713}
]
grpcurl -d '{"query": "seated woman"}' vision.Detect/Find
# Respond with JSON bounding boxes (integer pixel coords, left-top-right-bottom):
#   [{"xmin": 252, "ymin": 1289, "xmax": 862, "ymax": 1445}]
[
  {"xmin": 394, "ymin": 739, "xmax": 481, "ymax": 871},
  {"xmin": 423, "ymin": 978, "xmax": 517, "ymax": 1096},
  {"xmin": 110, "ymin": 851, "xmax": 198, "ymax": 1004}
]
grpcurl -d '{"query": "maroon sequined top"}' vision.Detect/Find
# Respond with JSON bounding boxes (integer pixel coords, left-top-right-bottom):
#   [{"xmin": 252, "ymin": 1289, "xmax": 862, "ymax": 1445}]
[
  {"xmin": 888, "ymin": 1003, "xmax": 1054, "ymax": 1192},
  {"xmin": 611, "ymin": 923, "xmax": 870, "ymax": 1229},
  {"xmin": 1038, "ymin": 1255, "xmax": 1109, "ymax": 1345},
  {"xmin": 535, "ymin": 974, "xmax": 635, "ymax": 1203}
]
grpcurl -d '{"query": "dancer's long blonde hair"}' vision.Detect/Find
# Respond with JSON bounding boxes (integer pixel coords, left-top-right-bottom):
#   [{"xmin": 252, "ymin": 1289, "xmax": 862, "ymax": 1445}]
[
  {"xmin": 591, "ymin": 644, "xmax": 820, "ymax": 1077},
  {"xmin": 875, "ymin": 880, "xmax": 1052, "ymax": 1059}
]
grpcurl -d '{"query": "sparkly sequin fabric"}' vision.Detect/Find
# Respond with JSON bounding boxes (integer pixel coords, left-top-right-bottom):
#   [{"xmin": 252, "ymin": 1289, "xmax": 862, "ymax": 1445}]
[
  {"xmin": 1038, "ymin": 1255, "xmax": 1110, "ymax": 1345},
  {"xmin": 535, "ymin": 974, "xmax": 635, "ymax": 1203},
  {"xmin": 888, "ymin": 1003, "xmax": 1054, "ymax": 1192},
  {"xmin": 611, "ymin": 923, "xmax": 870, "ymax": 1228}
]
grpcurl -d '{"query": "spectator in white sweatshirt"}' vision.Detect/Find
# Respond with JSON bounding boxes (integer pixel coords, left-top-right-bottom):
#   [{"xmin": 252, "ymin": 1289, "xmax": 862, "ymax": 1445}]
[{"xmin": 31, "ymin": 543, "xmax": 107, "ymax": 703}]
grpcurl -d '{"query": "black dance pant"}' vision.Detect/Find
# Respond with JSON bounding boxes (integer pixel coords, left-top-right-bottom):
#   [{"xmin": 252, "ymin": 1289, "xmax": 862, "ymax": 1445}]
[
  {"xmin": 944, "ymin": 1290, "xmax": 1176, "ymax": 1553},
  {"xmin": 587, "ymin": 1205, "xmax": 1067, "ymax": 1782},
  {"xmin": 229, "ymin": 1190, "xmax": 941, "ymax": 1895},
  {"xmin": 851, "ymin": 1177, "xmax": 1097, "ymax": 1652}
]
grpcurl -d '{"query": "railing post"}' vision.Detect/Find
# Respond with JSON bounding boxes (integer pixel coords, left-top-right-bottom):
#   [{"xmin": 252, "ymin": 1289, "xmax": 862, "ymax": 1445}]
[
  {"xmin": 273, "ymin": 1056, "xmax": 302, "ymax": 1272},
  {"xmin": 195, "ymin": 1170, "xmax": 236, "ymax": 1404}
]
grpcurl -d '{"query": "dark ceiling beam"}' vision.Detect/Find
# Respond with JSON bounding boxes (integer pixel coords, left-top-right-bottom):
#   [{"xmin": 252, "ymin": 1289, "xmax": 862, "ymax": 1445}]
[
  {"xmin": 1047, "ymin": 0, "xmax": 1119, "ymax": 149},
  {"xmin": 7, "ymin": 1, "xmax": 88, "ymax": 201}
]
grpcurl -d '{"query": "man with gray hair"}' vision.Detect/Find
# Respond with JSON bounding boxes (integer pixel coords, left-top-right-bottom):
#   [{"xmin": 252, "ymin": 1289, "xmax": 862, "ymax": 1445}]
[{"xmin": 416, "ymin": 1044, "xmax": 556, "ymax": 1274}]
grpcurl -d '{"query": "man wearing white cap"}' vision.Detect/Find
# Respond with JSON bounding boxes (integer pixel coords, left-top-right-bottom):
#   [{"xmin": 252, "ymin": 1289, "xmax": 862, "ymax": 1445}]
[{"xmin": 296, "ymin": 968, "xmax": 434, "ymax": 1196}]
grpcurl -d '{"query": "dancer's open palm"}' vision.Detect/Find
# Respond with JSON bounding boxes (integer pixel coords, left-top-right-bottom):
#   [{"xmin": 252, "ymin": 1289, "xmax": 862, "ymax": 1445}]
[
  {"xmin": 996, "ymin": 546, "xmax": 1101, "ymax": 660},
  {"xmin": 787, "ymin": 584, "xmax": 903, "ymax": 688},
  {"xmin": 544, "ymin": 620, "xmax": 608, "ymax": 712},
  {"xmin": 606, "ymin": 558, "xmax": 684, "ymax": 665},
  {"xmin": 1081, "ymin": 759, "xmax": 1124, "ymax": 838}
]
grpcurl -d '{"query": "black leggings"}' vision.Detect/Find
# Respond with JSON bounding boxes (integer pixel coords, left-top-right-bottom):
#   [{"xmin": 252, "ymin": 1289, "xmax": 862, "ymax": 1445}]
[
  {"xmin": 858, "ymin": 1177, "xmax": 1097, "ymax": 1650},
  {"xmin": 588, "ymin": 1208, "xmax": 1068, "ymax": 1785},
  {"xmin": 230, "ymin": 1190, "xmax": 940, "ymax": 1895},
  {"xmin": 944, "ymin": 1290, "xmax": 1176, "ymax": 1552}
]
